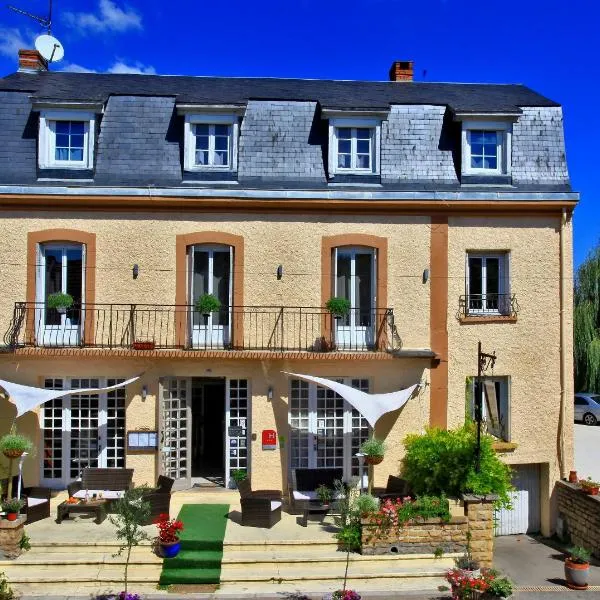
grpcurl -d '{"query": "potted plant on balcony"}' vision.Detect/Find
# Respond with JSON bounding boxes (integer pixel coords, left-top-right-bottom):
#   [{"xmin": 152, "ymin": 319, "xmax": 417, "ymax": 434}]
[
  {"xmin": 0, "ymin": 432, "xmax": 33, "ymax": 459},
  {"xmin": 195, "ymin": 294, "xmax": 221, "ymax": 318},
  {"xmin": 326, "ymin": 297, "xmax": 351, "ymax": 320},
  {"xmin": 47, "ymin": 292, "xmax": 73, "ymax": 314},
  {"xmin": 579, "ymin": 477, "xmax": 599, "ymax": 495},
  {"xmin": 1, "ymin": 498, "xmax": 24, "ymax": 521},
  {"xmin": 360, "ymin": 437, "xmax": 387, "ymax": 465},
  {"xmin": 564, "ymin": 546, "xmax": 591, "ymax": 590}
]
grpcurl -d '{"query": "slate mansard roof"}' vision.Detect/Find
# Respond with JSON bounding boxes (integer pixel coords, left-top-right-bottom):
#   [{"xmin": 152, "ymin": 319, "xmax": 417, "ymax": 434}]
[{"xmin": 0, "ymin": 70, "xmax": 572, "ymax": 192}]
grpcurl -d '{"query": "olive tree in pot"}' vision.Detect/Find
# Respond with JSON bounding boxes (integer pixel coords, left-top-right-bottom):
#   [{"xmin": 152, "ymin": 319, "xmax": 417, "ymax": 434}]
[
  {"xmin": 195, "ymin": 294, "xmax": 221, "ymax": 317},
  {"xmin": 325, "ymin": 297, "xmax": 351, "ymax": 319},
  {"xmin": 564, "ymin": 546, "xmax": 591, "ymax": 590},
  {"xmin": 47, "ymin": 292, "xmax": 73, "ymax": 314}
]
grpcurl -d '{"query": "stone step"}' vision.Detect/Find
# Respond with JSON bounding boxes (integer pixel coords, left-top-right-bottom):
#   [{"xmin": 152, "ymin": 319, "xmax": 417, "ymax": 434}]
[{"xmin": 0, "ymin": 564, "xmax": 163, "ymax": 584}]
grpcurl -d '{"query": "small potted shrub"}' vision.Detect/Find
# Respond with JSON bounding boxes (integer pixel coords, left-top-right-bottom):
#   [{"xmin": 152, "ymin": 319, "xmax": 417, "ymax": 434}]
[
  {"xmin": 1, "ymin": 498, "xmax": 24, "ymax": 521},
  {"xmin": 353, "ymin": 493, "xmax": 379, "ymax": 516},
  {"xmin": 46, "ymin": 292, "xmax": 73, "ymax": 314},
  {"xmin": 230, "ymin": 469, "xmax": 247, "ymax": 489},
  {"xmin": 0, "ymin": 432, "xmax": 33, "ymax": 459},
  {"xmin": 579, "ymin": 477, "xmax": 599, "ymax": 495},
  {"xmin": 325, "ymin": 297, "xmax": 351, "ymax": 319},
  {"xmin": 195, "ymin": 293, "xmax": 221, "ymax": 317},
  {"xmin": 316, "ymin": 484, "xmax": 333, "ymax": 507},
  {"xmin": 487, "ymin": 574, "xmax": 514, "ymax": 598},
  {"xmin": 564, "ymin": 546, "xmax": 591, "ymax": 590},
  {"xmin": 359, "ymin": 437, "xmax": 387, "ymax": 465}
]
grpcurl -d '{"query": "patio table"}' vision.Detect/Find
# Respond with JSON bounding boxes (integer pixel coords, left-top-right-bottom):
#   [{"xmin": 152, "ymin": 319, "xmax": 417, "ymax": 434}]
[
  {"xmin": 56, "ymin": 499, "xmax": 108, "ymax": 524},
  {"xmin": 301, "ymin": 501, "xmax": 331, "ymax": 527}
]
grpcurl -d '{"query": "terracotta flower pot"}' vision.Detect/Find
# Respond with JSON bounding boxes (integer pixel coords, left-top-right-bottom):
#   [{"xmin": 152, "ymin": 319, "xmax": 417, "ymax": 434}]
[
  {"xmin": 6, "ymin": 513, "xmax": 18, "ymax": 522},
  {"xmin": 2, "ymin": 449, "xmax": 24, "ymax": 459},
  {"xmin": 565, "ymin": 558, "xmax": 589, "ymax": 590},
  {"xmin": 569, "ymin": 470, "xmax": 578, "ymax": 483},
  {"xmin": 364, "ymin": 455, "xmax": 384, "ymax": 465}
]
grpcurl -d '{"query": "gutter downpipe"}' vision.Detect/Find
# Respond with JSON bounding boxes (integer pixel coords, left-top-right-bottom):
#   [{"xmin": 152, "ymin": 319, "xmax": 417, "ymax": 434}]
[{"xmin": 558, "ymin": 207, "xmax": 567, "ymax": 480}]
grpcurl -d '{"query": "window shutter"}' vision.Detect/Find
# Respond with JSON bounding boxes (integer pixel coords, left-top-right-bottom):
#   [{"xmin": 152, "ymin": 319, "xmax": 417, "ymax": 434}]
[{"xmin": 483, "ymin": 380, "xmax": 501, "ymax": 438}]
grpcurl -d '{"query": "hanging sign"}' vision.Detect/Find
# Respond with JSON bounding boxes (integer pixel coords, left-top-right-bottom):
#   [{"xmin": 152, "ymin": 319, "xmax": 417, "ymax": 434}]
[{"xmin": 262, "ymin": 429, "xmax": 277, "ymax": 450}]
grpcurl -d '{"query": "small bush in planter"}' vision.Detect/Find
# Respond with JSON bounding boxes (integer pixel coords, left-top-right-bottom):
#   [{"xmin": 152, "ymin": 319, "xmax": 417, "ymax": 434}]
[
  {"xmin": 316, "ymin": 484, "xmax": 333, "ymax": 506},
  {"xmin": 565, "ymin": 546, "xmax": 591, "ymax": 590},
  {"xmin": 1, "ymin": 498, "xmax": 25, "ymax": 515},
  {"xmin": 359, "ymin": 437, "xmax": 387, "ymax": 464},
  {"xmin": 0, "ymin": 432, "xmax": 33, "ymax": 458},
  {"xmin": 488, "ymin": 574, "xmax": 514, "ymax": 598},
  {"xmin": 325, "ymin": 297, "xmax": 351, "ymax": 318},
  {"xmin": 353, "ymin": 493, "xmax": 379, "ymax": 516},
  {"xmin": 46, "ymin": 292, "xmax": 73, "ymax": 310},
  {"xmin": 579, "ymin": 477, "xmax": 599, "ymax": 494},
  {"xmin": 195, "ymin": 293, "xmax": 221, "ymax": 316},
  {"xmin": 231, "ymin": 469, "xmax": 247, "ymax": 483}
]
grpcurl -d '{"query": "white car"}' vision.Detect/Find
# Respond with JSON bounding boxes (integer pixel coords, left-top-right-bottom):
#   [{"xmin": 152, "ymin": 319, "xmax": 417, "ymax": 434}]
[{"xmin": 574, "ymin": 393, "xmax": 600, "ymax": 426}]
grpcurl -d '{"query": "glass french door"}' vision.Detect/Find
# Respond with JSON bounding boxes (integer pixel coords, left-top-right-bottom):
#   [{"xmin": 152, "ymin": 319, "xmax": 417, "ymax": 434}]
[
  {"xmin": 41, "ymin": 378, "xmax": 126, "ymax": 488},
  {"xmin": 334, "ymin": 248, "xmax": 376, "ymax": 350},
  {"xmin": 225, "ymin": 379, "xmax": 250, "ymax": 485},
  {"xmin": 189, "ymin": 246, "xmax": 233, "ymax": 348},
  {"xmin": 289, "ymin": 378, "xmax": 370, "ymax": 485},
  {"xmin": 36, "ymin": 243, "xmax": 84, "ymax": 346}
]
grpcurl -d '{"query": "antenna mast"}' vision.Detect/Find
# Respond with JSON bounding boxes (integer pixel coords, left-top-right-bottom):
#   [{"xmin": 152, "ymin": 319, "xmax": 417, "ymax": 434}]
[{"xmin": 7, "ymin": 0, "xmax": 52, "ymax": 33}]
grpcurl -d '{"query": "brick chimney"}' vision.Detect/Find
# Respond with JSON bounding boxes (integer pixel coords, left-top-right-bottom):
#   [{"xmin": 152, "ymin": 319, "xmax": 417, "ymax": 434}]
[
  {"xmin": 18, "ymin": 50, "xmax": 48, "ymax": 73},
  {"xmin": 389, "ymin": 60, "xmax": 414, "ymax": 82}
]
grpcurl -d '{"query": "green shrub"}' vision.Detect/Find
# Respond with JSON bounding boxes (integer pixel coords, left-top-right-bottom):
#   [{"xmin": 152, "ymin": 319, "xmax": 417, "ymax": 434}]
[
  {"xmin": 401, "ymin": 423, "xmax": 513, "ymax": 509},
  {"xmin": 325, "ymin": 297, "xmax": 351, "ymax": 317},
  {"xmin": 354, "ymin": 493, "xmax": 379, "ymax": 515},
  {"xmin": 231, "ymin": 469, "xmax": 247, "ymax": 483},
  {"xmin": 335, "ymin": 523, "xmax": 362, "ymax": 552},
  {"xmin": 315, "ymin": 484, "xmax": 333, "ymax": 505},
  {"xmin": 0, "ymin": 571, "xmax": 15, "ymax": 600},
  {"xmin": 488, "ymin": 575, "xmax": 514, "ymax": 598},
  {"xmin": 0, "ymin": 433, "xmax": 33, "ymax": 455},
  {"xmin": 568, "ymin": 546, "xmax": 591, "ymax": 564},
  {"xmin": 46, "ymin": 292, "xmax": 73, "ymax": 309},
  {"xmin": 359, "ymin": 437, "xmax": 387, "ymax": 457},
  {"xmin": 1, "ymin": 498, "xmax": 24, "ymax": 513},
  {"xmin": 195, "ymin": 293, "xmax": 221, "ymax": 315}
]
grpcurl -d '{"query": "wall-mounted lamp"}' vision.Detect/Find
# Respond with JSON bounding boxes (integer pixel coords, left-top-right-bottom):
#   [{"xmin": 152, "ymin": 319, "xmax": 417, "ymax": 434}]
[
  {"xmin": 276, "ymin": 265, "xmax": 283, "ymax": 280},
  {"xmin": 267, "ymin": 386, "xmax": 274, "ymax": 401},
  {"xmin": 133, "ymin": 264, "xmax": 139, "ymax": 279},
  {"xmin": 141, "ymin": 385, "xmax": 147, "ymax": 401},
  {"xmin": 422, "ymin": 268, "xmax": 430, "ymax": 284}
]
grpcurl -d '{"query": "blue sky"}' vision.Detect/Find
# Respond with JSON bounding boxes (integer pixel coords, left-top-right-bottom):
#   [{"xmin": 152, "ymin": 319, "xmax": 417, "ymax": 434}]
[{"xmin": 0, "ymin": 0, "xmax": 598, "ymax": 267}]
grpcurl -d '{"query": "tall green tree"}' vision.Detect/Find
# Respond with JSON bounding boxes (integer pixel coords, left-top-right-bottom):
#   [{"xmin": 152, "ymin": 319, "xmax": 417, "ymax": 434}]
[{"xmin": 574, "ymin": 243, "xmax": 600, "ymax": 392}]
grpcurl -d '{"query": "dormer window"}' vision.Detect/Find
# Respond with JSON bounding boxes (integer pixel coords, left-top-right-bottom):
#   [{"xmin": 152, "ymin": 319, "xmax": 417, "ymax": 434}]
[
  {"xmin": 461, "ymin": 120, "xmax": 512, "ymax": 178},
  {"xmin": 38, "ymin": 110, "xmax": 95, "ymax": 170},
  {"xmin": 183, "ymin": 114, "xmax": 239, "ymax": 172},
  {"xmin": 327, "ymin": 117, "xmax": 382, "ymax": 179}
]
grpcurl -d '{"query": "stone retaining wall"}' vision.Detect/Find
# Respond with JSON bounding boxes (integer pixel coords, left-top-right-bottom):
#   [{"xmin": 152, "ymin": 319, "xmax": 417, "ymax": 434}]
[
  {"xmin": 557, "ymin": 480, "xmax": 600, "ymax": 558},
  {"xmin": 361, "ymin": 496, "xmax": 494, "ymax": 566}
]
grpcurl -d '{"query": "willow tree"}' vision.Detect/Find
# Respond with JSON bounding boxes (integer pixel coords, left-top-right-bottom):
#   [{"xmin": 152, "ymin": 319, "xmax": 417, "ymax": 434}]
[{"xmin": 574, "ymin": 243, "xmax": 600, "ymax": 391}]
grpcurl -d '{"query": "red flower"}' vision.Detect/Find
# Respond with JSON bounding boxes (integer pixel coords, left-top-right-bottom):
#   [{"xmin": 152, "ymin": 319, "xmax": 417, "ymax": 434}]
[{"xmin": 155, "ymin": 513, "xmax": 185, "ymax": 544}]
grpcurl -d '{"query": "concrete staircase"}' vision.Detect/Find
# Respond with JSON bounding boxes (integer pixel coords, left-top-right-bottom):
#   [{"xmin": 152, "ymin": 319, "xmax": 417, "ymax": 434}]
[{"xmin": 0, "ymin": 538, "xmax": 458, "ymax": 596}]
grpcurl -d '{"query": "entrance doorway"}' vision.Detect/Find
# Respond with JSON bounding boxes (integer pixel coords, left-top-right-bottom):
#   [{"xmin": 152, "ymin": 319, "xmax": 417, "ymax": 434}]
[{"xmin": 191, "ymin": 378, "xmax": 225, "ymax": 483}]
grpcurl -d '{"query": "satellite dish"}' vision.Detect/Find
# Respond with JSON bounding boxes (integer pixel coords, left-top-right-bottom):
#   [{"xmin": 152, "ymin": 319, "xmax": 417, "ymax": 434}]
[{"xmin": 35, "ymin": 34, "xmax": 64, "ymax": 63}]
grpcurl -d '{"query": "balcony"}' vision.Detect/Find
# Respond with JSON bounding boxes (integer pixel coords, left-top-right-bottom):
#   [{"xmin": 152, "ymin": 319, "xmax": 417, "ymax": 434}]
[
  {"xmin": 458, "ymin": 294, "xmax": 519, "ymax": 321},
  {"xmin": 4, "ymin": 303, "xmax": 399, "ymax": 353}
]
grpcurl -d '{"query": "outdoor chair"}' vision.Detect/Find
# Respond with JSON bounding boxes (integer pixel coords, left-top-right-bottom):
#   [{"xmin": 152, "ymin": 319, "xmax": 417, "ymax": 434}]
[
  {"xmin": 1, "ymin": 476, "xmax": 51, "ymax": 523},
  {"xmin": 289, "ymin": 467, "xmax": 344, "ymax": 513},
  {"xmin": 237, "ymin": 478, "xmax": 283, "ymax": 528},
  {"xmin": 140, "ymin": 475, "xmax": 174, "ymax": 525},
  {"xmin": 374, "ymin": 475, "xmax": 413, "ymax": 502}
]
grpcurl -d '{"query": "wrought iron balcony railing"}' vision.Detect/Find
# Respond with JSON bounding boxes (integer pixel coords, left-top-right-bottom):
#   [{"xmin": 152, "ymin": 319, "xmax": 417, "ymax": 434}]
[
  {"xmin": 458, "ymin": 294, "xmax": 519, "ymax": 319},
  {"xmin": 4, "ymin": 303, "xmax": 398, "ymax": 353}
]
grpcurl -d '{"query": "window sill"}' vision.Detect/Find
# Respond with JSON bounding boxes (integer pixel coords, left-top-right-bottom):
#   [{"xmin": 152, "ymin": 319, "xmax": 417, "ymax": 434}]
[
  {"xmin": 459, "ymin": 315, "xmax": 517, "ymax": 324},
  {"xmin": 492, "ymin": 441, "xmax": 518, "ymax": 453}
]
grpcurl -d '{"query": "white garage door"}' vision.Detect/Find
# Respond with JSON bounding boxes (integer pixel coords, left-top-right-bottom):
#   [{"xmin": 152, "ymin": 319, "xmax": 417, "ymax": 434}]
[{"xmin": 495, "ymin": 464, "xmax": 541, "ymax": 536}]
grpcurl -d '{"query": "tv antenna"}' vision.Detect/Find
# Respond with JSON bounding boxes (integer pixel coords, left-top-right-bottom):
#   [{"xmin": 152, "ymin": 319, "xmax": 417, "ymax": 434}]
[{"xmin": 7, "ymin": 1, "xmax": 53, "ymax": 33}]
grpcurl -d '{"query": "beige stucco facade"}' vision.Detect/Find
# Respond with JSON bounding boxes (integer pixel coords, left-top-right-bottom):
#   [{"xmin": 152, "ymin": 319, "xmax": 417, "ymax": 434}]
[{"xmin": 0, "ymin": 204, "xmax": 574, "ymax": 537}]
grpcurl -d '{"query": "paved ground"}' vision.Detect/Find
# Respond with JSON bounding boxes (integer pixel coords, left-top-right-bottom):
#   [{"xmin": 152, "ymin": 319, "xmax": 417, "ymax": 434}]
[{"xmin": 574, "ymin": 422, "xmax": 600, "ymax": 482}]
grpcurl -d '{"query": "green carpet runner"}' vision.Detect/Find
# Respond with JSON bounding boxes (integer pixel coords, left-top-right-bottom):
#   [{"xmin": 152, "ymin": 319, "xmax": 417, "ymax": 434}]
[{"xmin": 158, "ymin": 503, "xmax": 229, "ymax": 586}]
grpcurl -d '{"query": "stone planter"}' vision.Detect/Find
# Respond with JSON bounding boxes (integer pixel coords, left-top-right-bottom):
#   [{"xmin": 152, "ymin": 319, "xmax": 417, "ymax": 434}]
[{"xmin": 0, "ymin": 515, "xmax": 26, "ymax": 559}]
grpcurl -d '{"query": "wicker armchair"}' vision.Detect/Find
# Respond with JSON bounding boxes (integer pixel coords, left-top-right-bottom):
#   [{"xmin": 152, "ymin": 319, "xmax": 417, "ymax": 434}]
[
  {"xmin": 238, "ymin": 478, "xmax": 283, "ymax": 528},
  {"xmin": 289, "ymin": 468, "xmax": 344, "ymax": 513},
  {"xmin": 2, "ymin": 476, "xmax": 51, "ymax": 523},
  {"xmin": 374, "ymin": 475, "xmax": 413, "ymax": 502},
  {"xmin": 140, "ymin": 475, "xmax": 174, "ymax": 525}
]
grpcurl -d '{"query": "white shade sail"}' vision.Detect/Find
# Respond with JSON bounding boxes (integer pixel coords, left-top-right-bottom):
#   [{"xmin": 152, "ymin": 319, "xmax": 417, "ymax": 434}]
[
  {"xmin": 0, "ymin": 375, "xmax": 141, "ymax": 418},
  {"xmin": 283, "ymin": 372, "xmax": 419, "ymax": 427}
]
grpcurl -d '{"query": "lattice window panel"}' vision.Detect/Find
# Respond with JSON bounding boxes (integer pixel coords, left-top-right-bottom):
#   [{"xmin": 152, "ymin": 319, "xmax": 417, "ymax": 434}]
[
  {"xmin": 106, "ymin": 379, "xmax": 126, "ymax": 468},
  {"xmin": 43, "ymin": 378, "xmax": 64, "ymax": 480},
  {"xmin": 162, "ymin": 379, "xmax": 189, "ymax": 480},
  {"xmin": 228, "ymin": 379, "xmax": 249, "ymax": 472},
  {"xmin": 289, "ymin": 379, "xmax": 309, "ymax": 468},
  {"xmin": 316, "ymin": 382, "xmax": 345, "ymax": 469},
  {"xmin": 350, "ymin": 378, "xmax": 371, "ymax": 477},
  {"xmin": 69, "ymin": 378, "xmax": 100, "ymax": 478}
]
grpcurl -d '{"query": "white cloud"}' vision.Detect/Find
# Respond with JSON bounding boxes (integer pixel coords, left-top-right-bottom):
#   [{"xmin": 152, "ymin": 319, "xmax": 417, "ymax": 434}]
[
  {"xmin": 59, "ymin": 60, "xmax": 155, "ymax": 75},
  {"xmin": 63, "ymin": 0, "xmax": 142, "ymax": 34},
  {"xmin": 107, "ymin": 61, "xmax": 156, "ymax": 75},
  {"xmin": 0, "ymin": 27, "xmax": 34, "ymax": 58}
]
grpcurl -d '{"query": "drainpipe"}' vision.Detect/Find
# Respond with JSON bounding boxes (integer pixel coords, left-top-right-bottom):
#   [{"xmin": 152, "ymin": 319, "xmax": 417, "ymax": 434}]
[{"xmin": 558, "ymin": 207, "xmax": 568, "ymax": 480}]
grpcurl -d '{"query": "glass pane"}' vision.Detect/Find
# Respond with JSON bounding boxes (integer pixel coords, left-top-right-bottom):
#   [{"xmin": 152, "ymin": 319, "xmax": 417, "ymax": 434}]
[
  {"xmin": 357, "ymin": 140, "xmax": 370, "ymax": 154},
  {"xmin": 55, "ymin": 121, "xmax": 69, "ymax": 134},
  {"xmin": 471, "ymin": 156, "xmax": 483, "ymax": 169},
  {"xmin": 196, "ymin": 124, "xmax": 209, "ymax": 136},
  {"xmin": 336, "ymin": 253, "xmax": 351, "ymax": 326},
  {"xmin": 337, "ymin": 127, "xmax": 351, "ymax": 139},
  {"xmin": 213, "ymin": 250, "xmax": 231, "ymax": 326},
  {"xmin": 357, "ymin": 154, "xmax": 370, "ymax": 169},
  {"xmin": 196, "ymin": 135, "xmax": 209, "ymax": 151},
  {"xmin": 470, "ymin": 131, "xmax": 485, "ymax": 144},
  {"xmin": 338, "ymin": 140, "xmax": 351, "ymax": 154},
  {"xmin": 70, "ymin": 148, "xmax": 83, "ymax": 161},
  {"xmin": 214, "ymin": 124, "xmax": 229, "ymax": 136},
  {"xmin": 471, "ymin": 144, "xmax": 483, "ymax": 157},
  {"xmin": 71, "ymin": 134, "xmax": 84, "ymax": 149},
  {"xmin": 485, "ymin": 257, "xmax": 500, "ymax": 296},
  {"xmin": 192, "ymin": 250, "xmax": 209, "ymax": 326},
  {"xmin": 55, "ymin": 147, "xmax": 69, "ymax": 161},
  {"xmin": 483, "ymin": 131, "xmax": 497, "ymax": 144},
  {"xmin": 214, "ymin": 136, "xmax": 228, "ymax": 151},
  {"xmin": 468, "ymin": 257, "xmax": 483, "ymax": 310},
  {"xmin": 56, "ymin": 134, "xmax": 69, "ymax": 148},
  {"xmin": 214, "ymin": 151, "xmax": 228, "ymax": 166},
  {"xmin": 195, "ymin": 150, "xmax": 209, "ymax": 165},
  {"xmin": 484, "ymin": 156, "xmax": 497, "ymax": 169},
  {"xmin": 356, "ymin": 253, "xmax": 373, "ymax": 326},
  {"xmin": 356, "ymin": 128, "xmax": 371, "ymax": 140},
  {"xmin": 338, "ymin": 154, "xmax": 351, "ymax": 168},
  {"xmin": 70, "ymin": 121, "xmax": 85, "ymax": 135},
  {"xmin": 44, "ymin": 247, "xmax": 62, "ymax": 325}
]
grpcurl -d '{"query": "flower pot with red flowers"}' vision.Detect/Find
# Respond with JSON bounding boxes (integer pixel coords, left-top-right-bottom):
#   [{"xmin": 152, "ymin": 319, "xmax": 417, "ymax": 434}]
[
  {"xmin": 579, "ymin": 477, "xmax": 599, "ymax": 495},
  {"xmin": 1, "ymin": 498, "xmax": 25, "ymax": 521},
  {"xmin": 154, "ymin": 513, "xmax": 184, "ymax": 558},
  {"xmin": 564, "ymin": 546, "xmax": 591, "ymax": 590}
]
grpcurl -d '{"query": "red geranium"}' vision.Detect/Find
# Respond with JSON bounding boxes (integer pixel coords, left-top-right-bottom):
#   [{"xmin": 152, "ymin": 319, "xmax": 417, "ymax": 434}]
[{"xmin": 154, "ymin": 513, "xmax": 184, "ymax": 544}]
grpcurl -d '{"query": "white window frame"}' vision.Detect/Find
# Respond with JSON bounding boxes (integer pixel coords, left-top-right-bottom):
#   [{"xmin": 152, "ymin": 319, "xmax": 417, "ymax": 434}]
[
  {"xmin": 184, "ymin": 114, "xmax": 239, "ymax": 172},
  {"xmin": 329, "ymin": 117, "xmax": 381, "ymax": 176},
  {"xmin": 466, "ymin": 252, "xmax": 510, "ymax": 315},
  {"xmin": 461, "ymin": 120, "xmax": 512, "ymax": 176},
  {"xmin": 472, "ymin": 376, "xmax": 511, "ymax": 442},
  {"xmin": 38, "ymin": 109, "xmax": 95, "ymax": 170}
]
